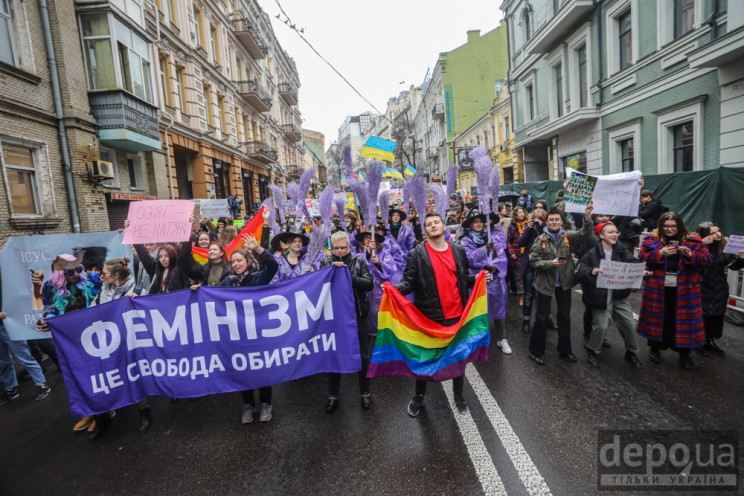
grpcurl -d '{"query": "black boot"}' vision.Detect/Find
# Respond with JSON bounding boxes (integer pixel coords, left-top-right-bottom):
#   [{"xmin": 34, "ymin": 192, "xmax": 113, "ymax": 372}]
[
  {"xmin": 522, "ymin": 319, "xmax": 531, "ymax": 334},
  {"xmin": 706, "ymin": 339, "xmax": 725, "ymax": 357},
  {"xmin": 89, "ymin": 413, "xmax": 112, "ymax": 441},
  {"xmin": 138, "ymin": 407, "xmax": 152, "ymax": 433}
]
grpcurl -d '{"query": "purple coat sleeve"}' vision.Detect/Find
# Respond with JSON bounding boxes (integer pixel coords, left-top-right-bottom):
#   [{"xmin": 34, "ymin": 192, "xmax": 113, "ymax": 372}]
[{"xmin": 461, "ymin": 236, "xmax": 489, "ymax": 273}]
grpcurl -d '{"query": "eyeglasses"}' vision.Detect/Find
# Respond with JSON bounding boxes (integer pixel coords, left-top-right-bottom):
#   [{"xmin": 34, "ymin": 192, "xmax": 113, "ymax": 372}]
[
  {"xmin": 662, "ymin": 224, "xmax": 678, "ymax": 230},
  {"xmin": 547, "ymin": 218, "xmax": 563, "ymax": 224},
  {"xmin": 332, "ymin": 245, "xmax": 349, "ymax": 251},
  {"xmin": 64, "ymin": 266, "xmax": 83, "ymax": 277}
]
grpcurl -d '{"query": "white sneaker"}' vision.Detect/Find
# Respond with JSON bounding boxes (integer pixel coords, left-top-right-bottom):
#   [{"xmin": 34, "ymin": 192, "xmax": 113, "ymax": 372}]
[
  {"xmin": 497, "ymin": 339, "xmax": 512, "ymax": 355},
  {"xmin": 241, "ymin": 404, "xmax": 254, "ymax": 424}
]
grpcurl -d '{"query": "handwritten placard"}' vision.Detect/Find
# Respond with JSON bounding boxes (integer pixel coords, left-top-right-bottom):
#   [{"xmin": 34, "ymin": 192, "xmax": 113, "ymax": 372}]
[
  {"xmin": 596, "ymin": 260, "xmax": 647, "ymax": 289},
  {"xmin": 194, "ymin": 199, "xmax": 229, "ymax": 218},
  {"xmin": 566, "ymin": 170, "xmax": 641, "ymax": 216},
  {"xmin": 122, "ymin": 200, "xmax": 195, "ymax": 244},
  {"xmin": 723, "ymin": 235, "xmax": 744, "ymax": 254}
]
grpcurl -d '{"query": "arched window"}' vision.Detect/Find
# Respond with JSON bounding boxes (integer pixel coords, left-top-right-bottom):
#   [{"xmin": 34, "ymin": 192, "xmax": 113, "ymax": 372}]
[{"xmin": 523, "ymin": 9, "xmax": 531, "ymax": 40}]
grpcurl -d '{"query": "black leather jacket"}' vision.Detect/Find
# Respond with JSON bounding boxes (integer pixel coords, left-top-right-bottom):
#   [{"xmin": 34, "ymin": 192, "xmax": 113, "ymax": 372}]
[
  {"xmin": 575, "ymin": 242, "xmax": 638, "ymax": 309},
  {"xmin": 395, "ymin": 241, "xmax": 476, "ymax": 323},
  {"xmin": 321, "ymin": 252, "xmax": 373, "ymax": 317}
]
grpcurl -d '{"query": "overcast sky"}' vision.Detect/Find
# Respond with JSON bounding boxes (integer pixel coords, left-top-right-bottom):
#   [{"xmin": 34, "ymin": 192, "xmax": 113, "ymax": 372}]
[{"xmin": 261, "ymin": 0, "xmax": 505, "ymax": 149}]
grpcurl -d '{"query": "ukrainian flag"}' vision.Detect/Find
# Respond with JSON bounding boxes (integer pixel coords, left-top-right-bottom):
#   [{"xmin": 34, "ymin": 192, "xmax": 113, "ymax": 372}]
[
  {"xmin": 360, "ymin": 136, "xmax": 396, "ymax": 162},
  {"xmin": 385, "ymin": 168, "xmax": 404, "ymax": 180},
  {"xmin": 358, "ymin": 171, "xmax": 366, "ymax": 182},
  {"xmin": 405, "ymin": 164, "xmax": 416, "ymax": 176}
]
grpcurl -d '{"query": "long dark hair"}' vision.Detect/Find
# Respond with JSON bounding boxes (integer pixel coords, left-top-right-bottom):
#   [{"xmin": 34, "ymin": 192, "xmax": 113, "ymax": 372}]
[
  {"xmin": 208, "ymin": 241, "xmax": 228, "ymax": 267},
  {"xmin": 157, "ymin": 244, "xmax": 179, "ymax": 289},
  {"xmin": 696, "ymin": 221, "xmax": 726, "ymax": 263},
  {"xmin": 654, "ymin": 212, "xmax": 691, "ymax": 244}
]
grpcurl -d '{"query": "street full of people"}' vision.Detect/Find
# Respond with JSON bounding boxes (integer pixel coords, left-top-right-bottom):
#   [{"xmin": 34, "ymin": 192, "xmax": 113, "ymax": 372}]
[{"xmin": 1, "ymin": 178, "xmax": 742, "ymax": 445}]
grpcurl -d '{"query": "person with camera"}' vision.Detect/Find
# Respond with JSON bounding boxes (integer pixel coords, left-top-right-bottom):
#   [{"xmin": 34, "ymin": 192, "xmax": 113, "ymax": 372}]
[
  {"xmin": 527, "ymin": 203, "xmax": 594, "ymax": 365},
  {"xmin": 637, "ymin": 212, "xmax": 712, "ymax": 369}
]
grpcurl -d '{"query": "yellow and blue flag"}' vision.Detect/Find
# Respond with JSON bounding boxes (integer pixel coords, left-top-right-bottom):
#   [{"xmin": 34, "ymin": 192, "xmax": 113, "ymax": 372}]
[
  {"xmin": 384, "ymin": 168, "xmax": 404, "ymax": 180},
  {"xmin": 360, "ymin": 136, "xmax": 396, "ymax": 162},
  {"xmin": 405, "ymin": 164, "xmax": 416, "ymax": 176}
]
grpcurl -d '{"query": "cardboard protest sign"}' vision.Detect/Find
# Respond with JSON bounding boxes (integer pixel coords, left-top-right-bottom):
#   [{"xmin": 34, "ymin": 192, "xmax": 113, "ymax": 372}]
[
  {"xmin": 122, "ymin": 200, "xmax": 195, "ymax": 244},
  {"xmin": 597, "ymin": 260, "xmax": 646, "ymax": 289},
  {"xmin": 566, "ymin": 170, "xmax": 642, "ymax": 216},
  {"xmin": 565, "ymin": 172, "xmax": 597, "ymax": 212},
  {"xmin": 305, "ymin": 199, "xmax": 320, "ymax": 217},
  {"xmin": 194, "ymin": 199, "xmax": 229, "ymax": 218},
  {"xmin": 723, "ymin": 235, "xmax": 744, "ymax": 254},
  {"xmin": 0, "ymin": 231, "xmax": 128, "ymax": 340}
]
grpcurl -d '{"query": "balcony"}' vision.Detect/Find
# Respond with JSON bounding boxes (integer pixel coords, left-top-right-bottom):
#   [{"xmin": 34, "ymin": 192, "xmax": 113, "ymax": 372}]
[
  {"xmin": 286, "ymin": 165, "xmax": 303, "ymax": 179},
  {"xmin": 89, "ymin": 90, "xmax": 160, "ymax": 152},
  {"xmin": 432, "ymin": 103, "xmax": 444, "ymax": 120},
  {"xmin": 522, "ymin": 107, "xmax": 600, "ymax": 145},
  {"xmin": 278, "ymin": 82, "xmax": 298, "ymax": 106},
  {"xmin": 235, "ymin": 80, "xmax": 272, "ymax": 112},
  {"xmin": 427, "ymin": 146, "xmax": 439, "ymax": 158},
  {"xmin": 282, "ymin": 124, "xmax": 302, "ymax": 143},
  {"xmin": 244, "ymin": 141, "xmax": 277, "ymax": 163},
  {"xmin": 232, "ymin": 19, "xmax": 268, "ymax": 60},
  {"xmin": 524, "ymin": 0, "xmax": 594, "ymax": 55}
]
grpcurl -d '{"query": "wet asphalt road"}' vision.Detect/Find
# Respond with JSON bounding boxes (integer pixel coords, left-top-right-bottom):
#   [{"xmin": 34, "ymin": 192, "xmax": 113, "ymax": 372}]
[{"xmin": 1, "ymin": 289, "xmax": 742, "ymax": 495}]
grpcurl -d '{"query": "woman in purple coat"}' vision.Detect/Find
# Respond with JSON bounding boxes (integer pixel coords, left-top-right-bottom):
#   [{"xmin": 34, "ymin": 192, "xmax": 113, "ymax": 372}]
[
  {"xmin": 357, "ymin": 225, "xmax": 401, "ymax": 334},
  {"xmin": 270, "ymin": 229, "xmax": 319, "ymax": 283},
  {"xmin": 388, "ymin": 209, "xmax": 415, "ymax": 255},
  {"xmin": 459, "ymin": 210, "xmax": 510, "ymax": 354}
]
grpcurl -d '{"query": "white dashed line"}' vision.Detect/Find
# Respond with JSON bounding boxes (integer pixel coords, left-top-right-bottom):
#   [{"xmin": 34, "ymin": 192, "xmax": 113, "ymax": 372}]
[
  {"xmin": 465, "ymin": 365, "xmax": 553, "ymax": 496},
  {"xmin": 442, "ymin": 380, "xmax": 507, "ymax": 495}
]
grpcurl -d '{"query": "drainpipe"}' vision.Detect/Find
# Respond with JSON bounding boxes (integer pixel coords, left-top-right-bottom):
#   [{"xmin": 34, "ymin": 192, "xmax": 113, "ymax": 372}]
[
  {"xmin": 594, "ymin": 0, "xmax": 604, "ymax": 107},
  {"xmin": 706, "ymin": 0, "xmax": 719, "ymax": 40},
  {"xmin": 162, "ymin": 112, "xmax": 175, "ymax": 199},
  {"xmin": 39, "ymin": 0, "xmax": 81, "ymax": 232}
]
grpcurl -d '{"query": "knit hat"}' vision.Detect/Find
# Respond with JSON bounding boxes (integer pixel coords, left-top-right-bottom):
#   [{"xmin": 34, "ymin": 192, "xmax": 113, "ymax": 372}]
[{"xmin": 594, "ymin": 222, "xmax": 614, "ymax": 237}]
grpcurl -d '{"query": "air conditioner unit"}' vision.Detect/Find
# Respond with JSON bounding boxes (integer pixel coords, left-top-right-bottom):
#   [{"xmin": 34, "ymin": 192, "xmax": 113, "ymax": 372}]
[{"xmin": 91, "ymin": 160, "xmax": 115, "ymax": 179}]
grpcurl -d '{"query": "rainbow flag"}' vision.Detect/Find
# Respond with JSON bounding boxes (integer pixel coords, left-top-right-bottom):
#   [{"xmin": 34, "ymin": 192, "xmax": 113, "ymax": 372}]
[
  {"xmin": 192, "ymin": 205, "xmax": 265, "ymax": 265},
  {"xmin": 368, "ymin": 271, "xmax": 490, "ymax": 381}
]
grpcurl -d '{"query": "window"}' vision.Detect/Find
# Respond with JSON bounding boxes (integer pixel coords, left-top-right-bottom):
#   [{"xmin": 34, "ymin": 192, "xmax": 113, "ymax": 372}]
[
  {"xmin": 81, "ymin": 15, "xmax": 116, "ymax": 89},
  {"xmin": 525, "ymin": 83, "xmax": 535, "ymax": 122},
  {"xmin": 619, "ymin": 10, "xmax": 632, "ymax": 70},
  {"xmin": 554, "ymin": 62, "xmax": 564, "ymax": 118},
  {"xmin": 174, "ymin": 67, "xmax": 185, "ymax": 111},
  {"xmin": 168, "ymin": 0, "xmax": 178, "ymax": 26},
  {"xmin": 203, "ymin": 85, "xmax": 212, "ymax": 126},
  {"xmin": 193, "ymin": 7, "xmax": 203, "ymax": 48},
  {"xmin": 2, "ymin": 145, "xmax": 40, "ymax": 214},
  {"xmin": 111, "ymin": 0, "xmax": 143, "ymax": 26},
  {"xmin": 503, "ymin": 116, "xmax": 510, "ymax": 140},
  {"xmin": 673, "ymin": 122, "xmax": 693, "ymax": 172},
  {"xmin": 209, "ymin": 24, "xmax": 218, "ymax": 63},
  {"xmin": 99, "ymin": 147, "xmax": 120, "ymax": 188},
  {"xmin": 563, "ymin": 152, "xmax": 587, "ymax": 174},
  {"xmin": 218, "ymin": 95, "xmax": 226, "ymax": 134},
  {"xmin": 577, "ymin": 45, "xmax": 587, "ymax": 108},
  {"xmin": 127, "ymin": 154, "xmax": 144, "ymax": 189},
  {"xmin": 674, "ymin": 0, "xmax": 695, "ymax": 39},
  {"xmin": 523, "ymin": 9, "xmax": 531, "ymax": 40},
  {"xmin": 0, "ymin": 0, "xmax": 17, "ymax": 66},
  {"xmin": 620, "ymin": 139, "xmax": 634, "ymax": 171},
  {"xmin": 553, "ymin": 0, "xmax": 562, "ymax": 15},
  {"xmin": 158, "ymin": 56, "xmax": 170, "ymax": 107}
]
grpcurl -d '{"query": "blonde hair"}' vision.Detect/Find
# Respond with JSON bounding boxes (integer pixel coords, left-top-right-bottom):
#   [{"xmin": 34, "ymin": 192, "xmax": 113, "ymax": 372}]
[
  {"xmin": 531, "ymin": 210, "xmax": 547, "ymax": 222},
  {"xmin": 330, "ymin": 231, "xmax": 350, "ymax": 245}
]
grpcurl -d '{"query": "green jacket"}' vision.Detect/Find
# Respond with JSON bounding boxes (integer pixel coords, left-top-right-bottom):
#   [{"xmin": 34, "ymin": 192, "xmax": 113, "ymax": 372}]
[{"xmin": 529, "ymin": 219, "xmax": 594, "ymax": 296}]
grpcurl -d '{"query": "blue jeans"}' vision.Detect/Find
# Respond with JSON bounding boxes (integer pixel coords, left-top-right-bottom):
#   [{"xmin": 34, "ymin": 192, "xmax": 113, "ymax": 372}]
[
  {"xmin": 522, "ymin": 266, "xmax": 535, "ymax": 319},
  {"xmin": 0, "ymin": 325, "xmax": 46, "ymax": 389}
]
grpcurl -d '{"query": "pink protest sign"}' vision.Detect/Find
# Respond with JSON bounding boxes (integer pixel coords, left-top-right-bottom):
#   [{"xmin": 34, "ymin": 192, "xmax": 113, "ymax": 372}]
[{"xmin": 122, "ymin": 200, "xmax": 195, "ymax": 244}]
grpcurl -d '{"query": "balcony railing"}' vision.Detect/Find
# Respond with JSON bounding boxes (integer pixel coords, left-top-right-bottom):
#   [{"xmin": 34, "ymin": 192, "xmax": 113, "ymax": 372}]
[
  {"xmin": 432, "ymin": 103, "xmax": 444, "ymax": 120},
  {"xmin": 235, "ymin": 80, "xmax": 272, "ymax": 112},
  {"xmin": 244, "ymin": 141, "xmax": 277, "ymax": 163},
  {"xmin": 282, "ymin": 124, "xmax": 302, "ymax": 143},
  {"xmin": 278, "ymin": 82, "xmax": 298, "ymax": 105},
  {"xmin": 232, "ymin": 19, "xmax": 268, "ymax": 60},
  {"xmin": 89, "ymin": 89, "xmax": 160, "ymax": 152},
  {"xmin": 286, "ymin": 165, "xmax": 303, "ymax": 177}
]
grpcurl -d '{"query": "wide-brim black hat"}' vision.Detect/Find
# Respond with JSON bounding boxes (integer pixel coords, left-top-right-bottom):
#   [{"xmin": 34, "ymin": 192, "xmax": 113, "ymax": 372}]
[
  {"xmin": 389, "ymin": 208, "xmax": 407, "ymax": 222},
  {"xmin": 354, "ymin": 230, "xmax": 385, "ymax": 246},
  {"xmin": 462, "ymin": 211, "xmax": 488, "ymax": 230},
  {"xmin": 274, "ymin": 230, "xmax": 310, "ymax": 247}
]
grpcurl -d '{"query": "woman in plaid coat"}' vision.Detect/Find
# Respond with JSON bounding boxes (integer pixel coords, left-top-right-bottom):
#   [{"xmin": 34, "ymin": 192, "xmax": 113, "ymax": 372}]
[{"xmin": 637, "ymin": 212, "xmax": 712, "ymax": 369}]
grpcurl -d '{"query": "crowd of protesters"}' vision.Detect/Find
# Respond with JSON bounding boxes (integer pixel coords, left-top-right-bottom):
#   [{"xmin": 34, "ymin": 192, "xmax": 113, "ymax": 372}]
[{"xmin": 1, "ymin": 181, "xmax": 742, "ymax": 440}]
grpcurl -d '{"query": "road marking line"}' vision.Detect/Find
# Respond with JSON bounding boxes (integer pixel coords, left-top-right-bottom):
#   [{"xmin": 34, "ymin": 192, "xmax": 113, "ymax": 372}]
[
  {"xmin": 465, "ymin": 365, "xmax": 553, "ymax": 496},
  {"xmin": 442, "ymin": 382, "xmax": 506, "ymax": 495}
]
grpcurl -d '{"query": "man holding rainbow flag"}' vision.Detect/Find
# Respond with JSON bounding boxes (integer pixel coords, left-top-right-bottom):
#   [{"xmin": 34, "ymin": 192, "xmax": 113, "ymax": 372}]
[{"xmin": 368, "ymin": 212, "xmax": 492, "ymax": 417}]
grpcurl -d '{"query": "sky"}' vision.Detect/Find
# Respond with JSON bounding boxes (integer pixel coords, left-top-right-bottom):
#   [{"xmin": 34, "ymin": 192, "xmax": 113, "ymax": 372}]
[{"xmin": 260, "ymin": 0, "xmax": 505, "ymax": 149}]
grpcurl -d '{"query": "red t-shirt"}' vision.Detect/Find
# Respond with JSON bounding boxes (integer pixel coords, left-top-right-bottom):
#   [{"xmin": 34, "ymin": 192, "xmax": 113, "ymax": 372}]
[{"xmin": 425, "ymin": 242, "xmax": 464, "ymax": 319}]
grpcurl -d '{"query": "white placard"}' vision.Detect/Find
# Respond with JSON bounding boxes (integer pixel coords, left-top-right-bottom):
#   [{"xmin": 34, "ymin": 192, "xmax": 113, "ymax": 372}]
[
  {"xmin": 565, "ymin": 169, "xmax": 642, "ymax": 216},
  {"xmin": 194, "ymin": 199, "xmax": 229, "ymax": 218},
  {"xmin": 305, "ymin": 198, "xmax": 319, "ymax": 217},
  {"xmin": 596, "ymin": 260, "xmax": 647, "ymax": 289},
  {"xmin": 723, "ymin": 235, "xmax": 744, "ymax": 254}
]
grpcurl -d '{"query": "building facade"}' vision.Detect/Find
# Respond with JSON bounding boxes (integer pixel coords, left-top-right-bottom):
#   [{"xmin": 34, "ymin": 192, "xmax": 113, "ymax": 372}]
[
  {"xmin": 414, "ymin": 24, "xmax": 509, "ymax": 181},
  {"xmin": 502, "ymin": 0, "xmax": 734, "ymax": 182}
]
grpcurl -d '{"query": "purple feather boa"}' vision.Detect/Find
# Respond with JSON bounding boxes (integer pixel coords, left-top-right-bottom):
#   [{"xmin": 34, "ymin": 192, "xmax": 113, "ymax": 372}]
[
  {"xmin": 319, "ymin": 185, "xmax": 335, "ymax": 238},
  {"xmin": 472, "ymin": 146, "xmax": 492, "ymax": 214},
  {"xmin": 261, "ymin": 198, "xmax": 280, "ymax": 235},
  {"xmin": 428, "ymin": 183, "xmax": 447, "ymax": 219},
  {"xmin": 489, "ymin": 165, "xmax": 501, "ymax": 215},
  {"xmin": 268, "ymin": 184, "xmax": 285, "ymax": 226},
  {"xmin": 402, "ymin": 181, "xmax": 411, "ymax": 216},
  {"xmin": 408, "ymin": 174, "xmax": 427, "ymax": 220},
  {"xmin": 446, "ymin": 164, "xmax": 458, "ymax": 199},
  {"xmin": 334, "ymin": 196, "xmax": 348, "ymax": 233},
  {"xmin": 378, "ymin": 190, "xmax": 390, "ymax": 229},
  {"xmin": 298, "ymin": 168, "xmax": 316, "ymax": 211},
  {"xmin": 364, "ymin": 165, "xmax": 382, "ymax": 229}
]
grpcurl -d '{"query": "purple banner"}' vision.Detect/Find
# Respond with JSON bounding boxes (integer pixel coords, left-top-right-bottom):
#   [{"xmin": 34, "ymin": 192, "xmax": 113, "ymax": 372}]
[{"xmin": 48, "ymin": 267, "xmax": 360, "ymax": 417}]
